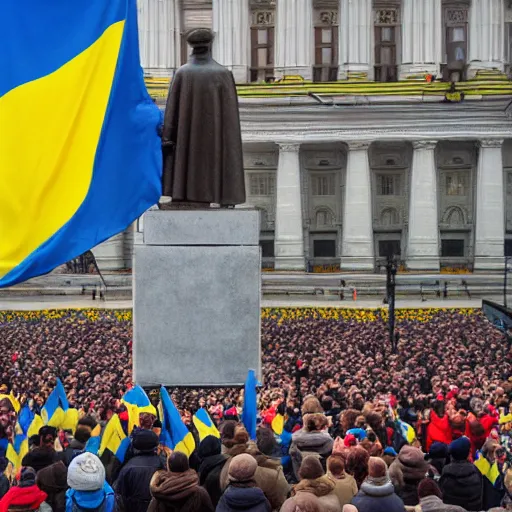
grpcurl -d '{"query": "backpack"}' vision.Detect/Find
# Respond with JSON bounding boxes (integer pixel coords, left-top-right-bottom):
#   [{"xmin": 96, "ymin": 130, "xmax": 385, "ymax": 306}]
[{"xmin": 70, "ymin": 491, "xmax": 107, "ymax": 512}]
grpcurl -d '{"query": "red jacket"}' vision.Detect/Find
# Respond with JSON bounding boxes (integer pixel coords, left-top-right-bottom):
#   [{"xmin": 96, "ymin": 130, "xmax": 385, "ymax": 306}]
[
  {"xmin": 0, "ymin": 485, "xmax": 47, "ymax": 512},
  {"xmin": 426, "ymin": 411, "xmax": 452, "ymax": 451}
]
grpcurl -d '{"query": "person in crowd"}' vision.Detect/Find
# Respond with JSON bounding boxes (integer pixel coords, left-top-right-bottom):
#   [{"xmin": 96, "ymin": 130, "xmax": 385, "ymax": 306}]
[
  {"xmin": 344, "ymin": 447, "xmax": 369, "ymax": 489},
  {"xmin": 0, "ymin": 458, "xmax": 10, "ymax": 500},
  {"xmin": 439, "ymin": 437, "xmax": 483, "ymax": 511},
  {"xmin": 326, "ymin": 455, "xmax": 357, "ymax": 509},
  {"xmin": 197, "ymin": 436, "xmax": 228, "ymax": 507},
  {"xmin": 0, "ymin": 466, "xmax": 51, "ymax": 512},
  {"xmin": 22, "ymin": 427, "xmax": 62, "ymax": 474},
  {"xmin": 414, "ymin": 478, "xmax": 466, "ymax": 512},
  {"xmin": 147, "ymin": 451, "xmax": 213, "ymax": 512},
  {"xmin": 424, "ymin": 442, "xmax": 449, "ymax": 481},
  {"xmin": 216, "ymin": 454, "xmax": 271, "ymax": 512},
  {"xmin": 289, "ymin": 397, "xmax": 334, "ymax": 481},
  {"xmin": 389, "ymin": 445, "xmax": 430, "ymax": 506},
  {"xmin": 287, "ymin": 455, "xmax": 341, "ymax": 512},
  {"xmin": 62, "ymin": 417, "xmax": 97, "ymax": 467},
  {"xmin": 66, "ymin": 453, "xmax": 115, "ymax": 512},
  {"xmin": 36, "ymin": 461, "xmax": 68, "ymax": 512},
  {"xmin": 114, "ymin": 429, "xmax": 164, "ymax": 512},
  {"xmin": 351, "ymin": 456, "xmax": 405, "ymax": 512},
  {"xmin": 426, "ymin": 399, "xmax": 452, "ymax": 451}
]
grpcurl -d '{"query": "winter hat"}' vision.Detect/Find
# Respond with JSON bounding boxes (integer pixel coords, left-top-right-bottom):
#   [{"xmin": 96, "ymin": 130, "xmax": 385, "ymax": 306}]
[
  {"xmin": 132, "ymin": 429, "xmax": 159, "ymax": 452},
  {"xmin": 299, "ymin": 455, "xmax": 324, "ymax": 480},
  {"xmin": 418, "ymin": 478, "xmax": 443, "ymax": 499},
  {"xmin": 281, "ymin": 492, "xmax": 322, "ymax": 512},
  {"xmin": 343, "ymin": 506, "xmax": 358, "ymax": 512},
  {"xmin": 426, "ymin": 442, "xmax": 448, "ymax": 460},
  {"xmin": 228, "ymin": 454, "xmax": 258, "ymax": 483},
  {"xmin": 327, "ymin": 455, "xmax": 345, "ymax": 478},
  {"xmin": 449, "ymin": 436, "xmax": 470, "ymax": 461},
  {"xmin": 168, "ymin": 452, "xmax": 189, "ymax": 473},
  {"xmin": 17, "ymin": 467, "xmax": 37, "ymax": 488},
  {"xmin": 383, "ymin": 447, "xmax": 397, "ymax": 457},
  {"xmin": 232, "ymin": 426, "xmax": 249, "ymax": 445},
  {"xmin": 256, "ymin": 427, "xmax": 277, "ymax": 456},
  {"xmin": 368, "ymin": 457, "xmax": 387, "ymax": 479},
  {"xmin": 198, "ymin": 435, "xmax": 222, "ymax": 459},
  {"xmin": 67, "ymin": 453, "xmax": 105, "ymax": 491},
  {"xmin": 397, "ymin": 445, "xmax": 429, "ymax": 475}
]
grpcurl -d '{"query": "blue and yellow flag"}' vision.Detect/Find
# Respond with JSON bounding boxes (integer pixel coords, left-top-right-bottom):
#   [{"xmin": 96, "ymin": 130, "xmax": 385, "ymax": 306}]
[
  {"xmin": 0, "ymin": 0, "xmax": 162, "ymax": 287},
  {"xmin": 193, "ymin": 408, "xmax": 220, "ymax": 442},
  {"xmin": 474, "ymin": 450, "xmax": 500, "ymax": 485},
  {"xmin": 122, "ymin": 385, "xmax": 157, "ymax": 434},
  {"xmin": 242, "ymin": 370, "xmax": 257, "ymax": 440},
  {"xmin": 98, "ymin": 413, "xmax": 130, "ymax": 464},
  {"xmin": 160, "ymin": 386, "xmax": 195, "ymax": 457},
  {"xmin": 41, "ymin": 378, "xmax": 68, "ymax": 427}
]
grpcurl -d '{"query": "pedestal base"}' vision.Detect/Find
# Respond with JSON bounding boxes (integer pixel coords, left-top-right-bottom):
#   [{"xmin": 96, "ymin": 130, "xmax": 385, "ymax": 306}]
[
  {"xmin": 473, "ymin": 256, "xmax": 506, "ymax": 272},
  {"xmin": 133, "ymin": 210, "xmax": 261, "ymax": 387}
]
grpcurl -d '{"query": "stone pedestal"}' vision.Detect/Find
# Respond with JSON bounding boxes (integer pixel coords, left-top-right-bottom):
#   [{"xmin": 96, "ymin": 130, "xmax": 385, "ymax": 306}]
[{"xmin": 133, "ymin": 209, "xmax": 261, "ymax": 387}]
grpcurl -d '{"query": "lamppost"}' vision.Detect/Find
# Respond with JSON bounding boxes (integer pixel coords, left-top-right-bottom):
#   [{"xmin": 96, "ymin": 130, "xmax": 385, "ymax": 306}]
[
  {"xmin": 505, "ymin": 256, "xmax": 512, "ymax": 309},
  {"xmin": 386, "ymin": 258, "xmax": 398, "ymax": 354}
]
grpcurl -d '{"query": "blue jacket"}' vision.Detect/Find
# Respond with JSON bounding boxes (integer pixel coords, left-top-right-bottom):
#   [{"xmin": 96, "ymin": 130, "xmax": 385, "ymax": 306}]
[
  {"xmin": 352, "ymin": 480, "xmax": 406, "ymax": 512},
  {"xmin": 66, "ymin": 482, "xmax": 115, "ymax": 512}
]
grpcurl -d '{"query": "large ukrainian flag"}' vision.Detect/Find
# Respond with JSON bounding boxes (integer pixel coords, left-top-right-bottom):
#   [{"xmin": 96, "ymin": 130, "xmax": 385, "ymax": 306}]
[{"xmin": 0, "ymin": 0, "xmax": 162, "ymax": 287}]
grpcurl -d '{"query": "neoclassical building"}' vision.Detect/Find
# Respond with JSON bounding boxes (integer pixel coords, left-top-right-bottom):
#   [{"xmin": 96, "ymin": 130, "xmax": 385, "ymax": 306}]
[{"xmin": 93, "ymin": 0, "xmax": 512, "ymax": 272}]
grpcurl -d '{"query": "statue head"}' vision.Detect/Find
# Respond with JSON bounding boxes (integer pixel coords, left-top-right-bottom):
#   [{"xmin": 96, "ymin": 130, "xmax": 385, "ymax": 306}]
[{"xmin": 186, "ymin": 28, "xmax": 214, "ymax": 54}]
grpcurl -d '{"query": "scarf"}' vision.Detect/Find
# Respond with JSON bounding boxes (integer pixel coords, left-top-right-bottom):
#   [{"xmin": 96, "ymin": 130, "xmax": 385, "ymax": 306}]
[
  {"xmin": 293, "ymin": 476, "xmax": 335, "ymax": 497},
  {"xmin": 150, "ymin": 470, "xmax": 199, "ymax": 502},
  {"xmin": 0, "ymin": 485, "xmax": 47, "ymax": 512}
]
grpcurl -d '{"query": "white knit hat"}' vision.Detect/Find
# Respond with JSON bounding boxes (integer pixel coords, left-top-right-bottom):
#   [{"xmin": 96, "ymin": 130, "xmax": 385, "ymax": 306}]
[{"xmin": 67, "ymin": 452, "xmax": 105, "ymax": 491}]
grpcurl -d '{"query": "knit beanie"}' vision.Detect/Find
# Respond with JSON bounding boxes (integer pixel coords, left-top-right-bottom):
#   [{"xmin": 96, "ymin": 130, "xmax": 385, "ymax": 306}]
[
  {"xmin": 17, "ymin": 467, "xmax": 36, "ymax": 488},
  {"xmin": 426, "ymin": 442, "xmax": 448, "ymax": 460},
  {"xmin": 398, "ymin": 445, "xmax": 428, "ymax": 472},
  {"xmin": 132, "ymin": 429, "xmax": 159, "ymax": 452},
  {"xmin": 299, "ymin": 455, "xmax": 324, "ymax": 480},
  {"xmin": 418, "ymin": 478, "xmax": 443, "ymax": 499},
  {"xmin": 198, "ymin": 435, "xmax": 222, "ymax": 459},
  {"xmin": 168, "ymin": 452, "xmax": 189, "ymax": 473},
  {"xmin": 449, "ymin": 436, "xmax": 471, "ymax": 461},
  {"xmin": 368, "ymin": 457, "xmax": 387, "ymax": 479},
  {"xmin": 67, "ymin": 453, "xmax": 105, "ymax": 491},
  {"xmin": 229, "ymin": 454, "xmax": 258, "ymax": 483}
]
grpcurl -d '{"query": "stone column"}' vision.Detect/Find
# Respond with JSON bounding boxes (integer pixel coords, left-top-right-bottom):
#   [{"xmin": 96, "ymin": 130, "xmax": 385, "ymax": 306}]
[
  {"xmin": 401, "ymin": 0, "xmax": 442, "ymax": 78},
  {"xmin": 91, "ymin": 234, "xmax": 126, "ymax": 271},
  {"xmin": 406, "ymin": 141, "xmax": 440, "ymax": 271},
  {"xmin": 469, "ymin": 0, "xmax": 504, "ymax": 77},
  {"xmin": 275, "ymin": 0, "xmax": 313, "ymax": 80},
  {"xmin": 212, "ymin": 0, "xmax": 250, "ymax": 83},
  {"xmin": 274, "ymin": 144, "xmax": 305, "ymax": 270},
  {"xmin": 339, "ymin": 0, "xmax": 372, "ymax": 80},
  {"xmin": 474, "ymin": 139, "xmax": 505, "ymax": 271},
  {"xmin": 340, "ymin": 142, "xmax": 374, "ymax": 271},
  {"xmin": 137, "ymin": 0, "xmax": 181, "ymax": 77}
]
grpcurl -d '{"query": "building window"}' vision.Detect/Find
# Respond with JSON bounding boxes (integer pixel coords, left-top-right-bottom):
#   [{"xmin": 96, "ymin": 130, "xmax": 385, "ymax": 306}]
[
  {"xmin": 506, "ymin": 239, "xmax": 512, "ymax": 257},
  {"xmin": 374, "ymin": 8, "xmax": 399, "ymax": 82},
  {"xmin": 506, "ymin": 21, "xmax": 512, "ymax": 72},
  {"xmin": 311, "ymin": 174, "xmax": 335, "ymax": 196},
  {"xmin": 443, "ymin": 3, "xmax": 469, "ymax": 81},
  {"xmin": 377, "ymin": 174, "xmax": 400, "ymax": 195},
  {"xmin": 314, "ymin": 9, "xmax": 339, "ymax": 82},
  {"xmin": 379, "ymin": 240, "xmax": 401, "ymax": 258},
  {"xmin": 446, "ymin": 173, "xmax": 468, "ymax": 196},
  {"xmin": 315, "ymin": 209, "xmax": 334, "ymax": 227},
  {"xmin": 249, "ymin": 173, "xmax": 275, "ymax": 196},
  {"xmin": 441, "ymin": 239, "xmax": 465, "ymax": 257},
  {"xmin": 260, "ymin": 240, "xmax": 275, "ymax": 258},
  {"xmin": 314, "ymin": 239, "xmax": 336, "ymax": 258},
  {"xmin": 251, "ymin": 10, "xmax": 275, "ymax": 82}
]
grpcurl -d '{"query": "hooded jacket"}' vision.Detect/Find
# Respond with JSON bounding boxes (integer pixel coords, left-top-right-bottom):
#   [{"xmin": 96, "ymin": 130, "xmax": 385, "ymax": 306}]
[
  {"xmin": 439, "ymin": 460, "xmax": 483, "ymax": 511},
  {"xmin": 147, "ymin": 469, "xmax": 213, "ymax": 512},
  {"xmin": 327, "ymin": 472, "xmax": 358, "ymax": 509},
  {"xmin": 36, "ymin": 461, "xmax": 67, "ymax": 512},
  {"xmin": 22, "ymin": 448, "xmax": 62, "ymax": 474},
  {"xmin": 351, "ymin": 478, "xmax": 406, "ymax": 512},
  {"xmin": 426, "ymin": 412, "xmax": 452, "ymax": 452},
  {"xmin": 216, "ymin": 486, "xmax": 271, "ymax": 512},
  {"xmin": 416, "ymin": 494, "xmax": 467, "ymax": 512},
  {"xmin": 65, "ymin": 482, "xmax": 115, "ymax": 512},
  {"xmin": 197, "ymin": 436, "xmax": 227, "ymax": 507},
  {"xmin": 0, "ymin": 485, "xmax": 50, "ymax": 512},
  {"xmin": 292, "ymin": 476, "xmax": 341, "ymax": 512},
  {"xmin": 114, "ymin": 451, "xmax": 164, "ymax": 512}
]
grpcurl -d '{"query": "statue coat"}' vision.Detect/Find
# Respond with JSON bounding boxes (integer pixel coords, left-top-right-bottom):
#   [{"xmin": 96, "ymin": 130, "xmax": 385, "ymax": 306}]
[{"xmin": 161, "ymin": 53, "xmax": 246, "ymax": 206}]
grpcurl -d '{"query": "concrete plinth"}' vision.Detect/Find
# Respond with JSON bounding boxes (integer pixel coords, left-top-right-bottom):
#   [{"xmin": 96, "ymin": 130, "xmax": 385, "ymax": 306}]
[{"xmin": 133, "ymin": 209, "xmax": 261, "ymax": 387}]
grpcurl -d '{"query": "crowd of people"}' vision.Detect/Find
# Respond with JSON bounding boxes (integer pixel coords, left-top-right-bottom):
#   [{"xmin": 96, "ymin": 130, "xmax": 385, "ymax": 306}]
[{"xmin": 0, "ymin": 307, "xmax": 509, "ymax": 510}]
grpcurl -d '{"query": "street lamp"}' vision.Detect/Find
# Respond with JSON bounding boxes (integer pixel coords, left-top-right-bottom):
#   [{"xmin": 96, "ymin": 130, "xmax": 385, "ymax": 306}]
[{"xmin": 386, "ymin": 258, "xmax": 398, "ymax": 354}]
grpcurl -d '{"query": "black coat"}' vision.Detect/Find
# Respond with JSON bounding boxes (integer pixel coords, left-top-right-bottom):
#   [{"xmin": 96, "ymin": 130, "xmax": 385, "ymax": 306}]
[
  {"xmin": 198, "ymin": 454, "xmax": 227, "ymax": 507},
  {"xmin": 351, "ymin": 481, "xmax": 406, "ymax": 512},
  {"xmin": 114, "ymin": 453, "xmax": 165, "ymax": 512},
  {"xmin": 439, "ymin": 461, "xmax": 483, "ymax": 511},
  {"xmin": 216, "ymin": 486, "xmax": 271, "ymax": 512},
  {"xmin": 22, "ymin": 448, "xmax": 62, "ymax": 473}
]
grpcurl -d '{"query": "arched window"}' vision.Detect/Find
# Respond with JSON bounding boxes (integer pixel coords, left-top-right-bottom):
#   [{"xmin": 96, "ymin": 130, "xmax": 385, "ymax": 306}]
[{"xmin": 445, "ymin": 206, "xmax": 465, "ymax": 226}]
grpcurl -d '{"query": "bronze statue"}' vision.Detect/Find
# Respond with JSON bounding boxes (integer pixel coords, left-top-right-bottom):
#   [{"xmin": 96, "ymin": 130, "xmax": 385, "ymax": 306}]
[{"xmin": 161, "ymin": 29, "xmax": 246, "ymax": 207}]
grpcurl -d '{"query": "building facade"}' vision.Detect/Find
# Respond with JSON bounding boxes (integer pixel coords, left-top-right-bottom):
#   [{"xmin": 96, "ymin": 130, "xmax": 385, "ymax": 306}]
[{"xmin": 93, "ymin": 0, "xmax": 512, "ymax": 272}]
